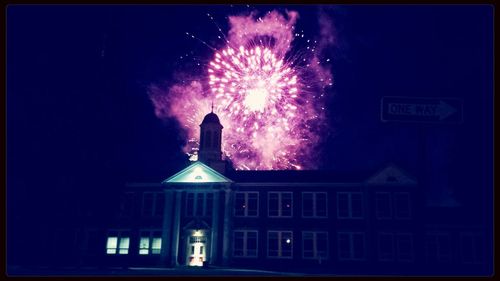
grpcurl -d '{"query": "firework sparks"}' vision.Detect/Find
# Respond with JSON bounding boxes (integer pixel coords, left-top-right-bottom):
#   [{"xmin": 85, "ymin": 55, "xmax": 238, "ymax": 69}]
[{"xmin": 149, "ymin": 9, "xmax": 334, "ymax": 170}]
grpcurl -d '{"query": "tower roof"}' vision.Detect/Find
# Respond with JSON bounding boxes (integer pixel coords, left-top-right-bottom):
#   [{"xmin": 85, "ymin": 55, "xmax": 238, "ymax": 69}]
[{"xmin": 201, "ymin": 112, "xmax": 221, "ymax": 125}]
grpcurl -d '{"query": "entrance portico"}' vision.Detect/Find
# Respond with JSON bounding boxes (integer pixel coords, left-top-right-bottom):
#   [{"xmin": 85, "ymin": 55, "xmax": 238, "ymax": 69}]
[{"xmin": 161, "ymin": 161, "xmax": 233, "ymax": 267}]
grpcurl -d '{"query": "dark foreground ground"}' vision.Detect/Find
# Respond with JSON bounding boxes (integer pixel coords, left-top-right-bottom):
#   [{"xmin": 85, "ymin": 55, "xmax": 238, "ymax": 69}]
[{"xmin": 7, "ymin": 265, "xmax": 309, "ymax": 277}]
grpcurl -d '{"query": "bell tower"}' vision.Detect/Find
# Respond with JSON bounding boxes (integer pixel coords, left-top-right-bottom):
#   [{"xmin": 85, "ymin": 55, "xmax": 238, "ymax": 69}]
[{"xmin": 198, "ymin": 108, "xmax": 225, "ymax": 174}]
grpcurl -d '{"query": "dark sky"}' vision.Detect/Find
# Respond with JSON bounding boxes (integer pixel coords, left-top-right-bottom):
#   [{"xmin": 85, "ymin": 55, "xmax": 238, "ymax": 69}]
[{"xmin": 6, "ymin": 5, "xmax": 493, "ymax": 229}]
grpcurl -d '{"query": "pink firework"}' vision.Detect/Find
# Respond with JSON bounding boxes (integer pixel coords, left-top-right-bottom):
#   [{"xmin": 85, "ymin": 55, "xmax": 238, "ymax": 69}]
[{"xmin": 149, "ymin": 9, "xmax": 334, "ymax": 170}]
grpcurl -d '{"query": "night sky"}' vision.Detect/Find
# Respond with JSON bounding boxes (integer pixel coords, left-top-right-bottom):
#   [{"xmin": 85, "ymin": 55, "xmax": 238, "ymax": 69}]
[{"xmin": 6, "ymin": 4, "xmax": 493, "ymax": 263}]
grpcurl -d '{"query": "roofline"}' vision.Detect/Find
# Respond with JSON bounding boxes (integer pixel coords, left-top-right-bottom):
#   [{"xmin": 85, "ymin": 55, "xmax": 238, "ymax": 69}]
[
  {"xmin": 163, "ymin": 161, "xmax": 234, "ymax": 184},
  {"xmin": 125, "ymin": 182, "xmax": 162, "ymax": 187},
  {"xmin": 235, "ymin": 182, "xmax": 363, "ymax": 187}
]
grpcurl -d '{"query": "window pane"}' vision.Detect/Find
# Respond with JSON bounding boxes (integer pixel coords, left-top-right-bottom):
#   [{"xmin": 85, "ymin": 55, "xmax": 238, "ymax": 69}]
[
  {"xmin": 351, "ymin": 193, "xmax": 363, "ymax": 218},
  {"xmin": 302, "ymin": 193, "xmax": 313, "ymax": 217},
  {"xmin": 282, "ymin": 193, "xmax": 292, "ymax": 217},
  {"xmin": 247, "ymin": 193, "xmax": 258, "ymax": 216},
  {"xmin": 338, "ymin": 233, "xmax": 350, "ymax": 259},
  {"xmin": 337, "ymin": 193, "xmax": 349, "ymax": 218},
  {"xmin": 316, "ymin": 193, "xmax": 327, "ymax": 217},
  {"xmin": 119, "ymin": 237, "xmax": 130, "ymax": 254},
  {"xmin": 154, "ymin": 193, "xmax": 165, "ymax": 216},
  {"xmin": 186, "ymin": 193, "xmax": 195, "ymax": 217},
  {"xmin": 196, "ymin": 193, "xmax": 204, "ymax": 217},
  {"xmin": 281, "ymin": 232, "xmax": 293, "ymax": 257},
  {"xmin": 268, "ymin": 193, "xmax": 279, "ymax": 217},
  {"xmin": 152, "ymin": 238, "xmax": 162, "ymax": 254},
  {"xmin": 234, "ymin": 231, "xmax": 244, "ymax": 256},
  {"xmin": 268, "ymin": 232, "xmax": 279, "ymax": 257},
  {"xmin": 139, "ymin": 237, "xmax": 149, "ymax": 255},
  {"xmin": 235, "ymin": 193, "xmax": 246, "ymax": 216},
  {"xmin": 376, "ymin": 192, "xmax": 392, "ymax": 219},
  {"xmin": 352, "ymin": 233, "xmax": 364, "ymax": 259},
  {"xmin": 247, "ymin": 232, "xmax": 257, "ymax": 256},
  {"xmin": 142, "ymin": 193, "xmax": 154, "ymax": 216},
  {"xmin": 317, "ymin": 233, "xmax": 328, "ymax": 258},
  {"xmin": 206, "ymin": 193, "xmax": 214, "ymax": 217},
  {"xmin": 106, "ymin": 237, "xmax": 118, "ymax": 254},
  {"xmin": 303, "ymin": 232, "xmax": 314, "ymax": 257},
  {"xmin": 394, "ymin": 193, "xmax": 411, "ymax": 219}
]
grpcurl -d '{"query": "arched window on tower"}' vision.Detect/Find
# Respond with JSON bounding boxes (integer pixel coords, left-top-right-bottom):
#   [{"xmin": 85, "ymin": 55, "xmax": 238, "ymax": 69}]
[{"xmin": 206, "ymin": 131, "xmax": 212, "ymax": 148}]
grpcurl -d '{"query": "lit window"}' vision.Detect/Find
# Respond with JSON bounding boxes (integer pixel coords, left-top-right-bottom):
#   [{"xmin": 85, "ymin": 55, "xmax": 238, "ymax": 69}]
[
  {"xmin": 302, "ymin": 231, "xmax": 328, "ymax": 259},
  {"xmin": 106, "ymin": 231, "xmax": 130, "ymax": 255},
  {"xmin": 139, "ymin": 237, "xmax": 149, "ymax": 255},
  {"xmin": 337, "ymin": 192, "xmax": 363, "ymax": 219},
  {"xmin": 267, "ymin": 231, "xmax": 293, "ymax": 258},
  {"xmin": 302, "ymin": 192, "xmax": 328, "ymax": 218},
  {"xmin": 106, "ymin": 237, "xmax": 118, "ymax": 254},
  {"xmin": 268, "ymin": 192, "xmax": 293, "ymax": 218},
  {"xmin": 233, "ymin": 230, "xmax": 258, "ymax": 258},
  {"xmin": 152, "ymin": 237, "xmax": 162, "ymax": 254},
  {"xmin": 119, "ymin": 237, "xmax": 130, "ymax": 254},
  {"xmin": 139, "ymin": 230, "xmax": 162, "ymax": 255},
  {"xmin": 234, "ymin": 192, "xmax": 259, "ymax": 217}
]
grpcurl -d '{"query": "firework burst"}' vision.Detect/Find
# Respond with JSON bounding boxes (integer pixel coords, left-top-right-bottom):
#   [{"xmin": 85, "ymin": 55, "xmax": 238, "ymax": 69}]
[{"xmin": 149, "ymin": 9, "xmax": 334, "ymax": 170}]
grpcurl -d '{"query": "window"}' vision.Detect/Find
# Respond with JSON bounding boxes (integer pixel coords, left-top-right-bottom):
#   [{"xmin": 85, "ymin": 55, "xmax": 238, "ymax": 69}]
[
  {"xmin": 119, "ymin": 192, "xmax": 135, "ymax": 217},
  {"xmin": 394, "ymin": 192, "xmax": 411, "ymax": 219},
  {"xmin": 378, "ymin": 232, "xmax": 395, "ymax": 261},
  {"xmin": 186, "ymin": 192, "xmax": 214, "ymax": 217},
  {"xmin": 268, "ymin": 231, "xmax": 293, "ymax": 258},
  {"xmin": 375, "ymin": 192, "xmax": 392, "ymax": 219},
  {"xmin": 338, "ymin": 232, "xmax": 365, "ymax": 260},
  {"xmin": 139, "ymin": 230, "xmax": 162, "ymax": 255},
  {"xmin": 141, "ymin": 192, "xmax": 165, "ymax": 217},
  {"xmin": 234, "ymin": 192, "xmax": 259, "ymax": 217},
  {"xmin": 426, "ymin": 232, "xmax": 451, "ymax": 263},
  {"xmin": 106, "ymin": 230, "xmax": 130, "ymax": 255},
  {"xmin": 460, "ymin": 233, "xmax": 484, "ymax": 264},
  {"xmin": 268, "ymin": 192, "xmax": 293, "ymax": 217},
  {"xmin": 396, "ymin": 233, "xmax": 413, "ymax": 262},
  {"xmin": 302, "ymin": 231, "xmax": 328, "ymax": 259},
  {"xmin": 233, "ymin": 230, "xmax": 258, "ymax": 258},
  {"xmin": 337, "ymin": 192, "xmax": 363, "ymax": 219},
  {"xmin": 302, "ymin": 192, "xmax": 328, "ymax": 218},
  {"xmin": 206, "ymin": 131, "xmax": 212, "ymax": 148}
]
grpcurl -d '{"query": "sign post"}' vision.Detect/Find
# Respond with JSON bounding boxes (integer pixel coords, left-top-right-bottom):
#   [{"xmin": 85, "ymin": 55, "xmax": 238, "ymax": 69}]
[{"xmin": 380, "ymin": 96, "xmax": 463, "ymax": 207}]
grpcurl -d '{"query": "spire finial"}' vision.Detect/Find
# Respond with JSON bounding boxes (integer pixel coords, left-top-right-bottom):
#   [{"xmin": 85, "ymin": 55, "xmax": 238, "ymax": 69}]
[{"xmin": 211, "ymin": 100, "xmax": 214, "ymax": 113}]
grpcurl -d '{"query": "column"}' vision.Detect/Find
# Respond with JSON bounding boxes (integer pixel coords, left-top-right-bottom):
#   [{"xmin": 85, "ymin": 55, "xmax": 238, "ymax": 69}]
[
  {"xmin": 210, "ymin": 190, "xmax": 220, "ymax": 264},
  {"xmin": 170, "ymin": 190, "xmax": 182, "ymax": 266},
  {"xmin": 160, "ymin": 189, "xmax": 174, "ymax": 265},
  {"xmin": 222, "ymin": 186, "xmax": 233, "ymax": 265}
]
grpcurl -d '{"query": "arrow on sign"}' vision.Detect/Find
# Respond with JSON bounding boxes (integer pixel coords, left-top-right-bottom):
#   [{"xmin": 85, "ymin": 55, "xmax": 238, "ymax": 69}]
[{"xmin": 437, "ymin": 101, "xmax": 457, "ymax": 120}]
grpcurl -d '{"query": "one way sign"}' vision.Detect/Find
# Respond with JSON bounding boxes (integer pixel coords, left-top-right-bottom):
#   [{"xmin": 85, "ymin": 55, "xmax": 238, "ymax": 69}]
[{"xmin": 381, "ymin": 96, "xmax": 463, "ymax": 124}]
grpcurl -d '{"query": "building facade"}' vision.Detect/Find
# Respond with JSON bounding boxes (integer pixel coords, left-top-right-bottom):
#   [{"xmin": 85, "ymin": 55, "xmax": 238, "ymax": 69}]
[{"xmin": 68, "ymin": 111, "xmax": 489, "ymax": 275}]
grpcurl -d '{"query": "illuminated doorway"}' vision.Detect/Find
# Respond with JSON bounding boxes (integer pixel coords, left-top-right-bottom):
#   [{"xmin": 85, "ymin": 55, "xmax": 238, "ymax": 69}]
[{"xmin": 186, "ymin": 229, "xmax": 209, "ymax": 266}]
